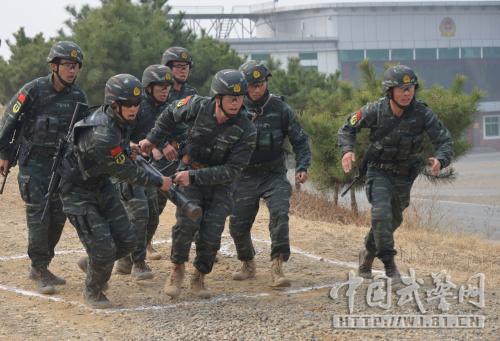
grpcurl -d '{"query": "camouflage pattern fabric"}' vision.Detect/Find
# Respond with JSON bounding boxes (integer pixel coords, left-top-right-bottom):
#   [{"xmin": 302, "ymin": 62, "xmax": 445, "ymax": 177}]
[
  {"xmin": 146, "ymin": 95, "xmax": 256, "ymax": 274},
  {"xmin": 0, "ymin": 74, "xmax": 87, "ymax": 269},
  {"xmin": 229, "ymin": 91, "xmax": 311, "ymax": 262},
  {"xmin": 167, "ymin": 83, "xmax": 197, "ymax": 103},
  {"xmin": 338, "ymin": 97, "xmax": 453, "ymax": 261},
  {"xmin": 60, "ymin": 105, "xmax": 163, "ymax": 294}
]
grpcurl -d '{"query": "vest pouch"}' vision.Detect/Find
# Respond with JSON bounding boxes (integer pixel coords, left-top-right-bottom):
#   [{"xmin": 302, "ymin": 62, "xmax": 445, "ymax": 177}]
[
  {"xmin": 395, "ymin": 136, "xmax": 412, "ymax": 160},
  {"xmin": 379, "ymin": 146, "xmax": 398, "ymax": 161}
]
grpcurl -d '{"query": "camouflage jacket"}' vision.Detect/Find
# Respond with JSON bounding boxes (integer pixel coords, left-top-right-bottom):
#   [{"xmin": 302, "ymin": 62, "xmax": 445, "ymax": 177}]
[
  {"xmin": 68, "ymin": 105, "xmax": 162, "ymax": 187},
  {"xmin": 129, "ymin": 93, "xmax": 168, "ymax": 143},
  {"xmin": 0, "ymin": 74, "xmax": 87, "ymax": 161},
  {"xmin": 167, "ymin": 83, "xmax": 198, "ymax": 103},
  {"xmin": 146, "ymin": 95, "xmax": 257, "ymax": 186},
  {"xmin": 338, "ymin": 97, "xmax": 453, "ymax": 168},
  {"xmin": 244, "ymin": 91, "xmax": 311, "ymax": 172}
]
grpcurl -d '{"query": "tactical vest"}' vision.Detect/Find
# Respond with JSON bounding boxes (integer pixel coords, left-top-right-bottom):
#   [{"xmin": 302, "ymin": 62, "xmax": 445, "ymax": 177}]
[
  {"xmin": 247, "ymin": 94, "xmax": 288, "ymax": 165},
  {"xmin": 372, "ymin": 100, "xmax": 426, "ymax": 164},
  {"xmin": 187, "ymin": 101, "xmax": 246, "ymax": 166},
  {"xmin": 71, "ymin": 107, "xmax": 130, "ymax": 180},
  {"xmin": 23, "ymin": 79, "xmax": 82, "ymax": 150}
]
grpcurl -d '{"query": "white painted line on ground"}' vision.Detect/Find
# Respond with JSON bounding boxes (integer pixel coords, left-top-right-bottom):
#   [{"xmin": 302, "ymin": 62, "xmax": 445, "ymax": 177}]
[{"xmin": 0, "ymin": 236, "xmax": 372, "ymax": 313}]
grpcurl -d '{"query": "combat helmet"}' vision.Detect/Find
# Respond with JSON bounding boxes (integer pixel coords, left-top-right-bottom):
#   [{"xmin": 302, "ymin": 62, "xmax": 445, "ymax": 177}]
[
  {"xmin": 104, "ymin": 74, "xmax": 143, "ymax": 106},
  {"xmin": 382, "ymin": 65, "xmax": 418, "ymax": 93},
  {"xmin": 239, "ymin": 60, "xmax": 272, "ymax": 84},
  {"xmin": 161, "ymin": 46, "xmax": 193, "ymax": 67},
  {"xmin": 47, "ymin": 41, "xmax": 83, "ymax": 67},
  {"xmin": 142, "ymin": 64, "xmax": 174, "ymax": 88},
  {"xmin": 209, "ymin": 69, "xmax": 247, "ymax": 97}
]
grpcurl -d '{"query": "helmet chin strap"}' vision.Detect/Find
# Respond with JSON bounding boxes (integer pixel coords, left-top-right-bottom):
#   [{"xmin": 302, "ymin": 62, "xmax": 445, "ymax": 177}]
[
  {"xmin": 389, "ymin": 89, "xmax": 414, "ymax": 110},
  {"xmin": 217, "ymin": 96, "xmax": 237, "ymax": 118},
  {"xmin": 53, "ymin": 64, "xmax": 75, "ymax": 87}
]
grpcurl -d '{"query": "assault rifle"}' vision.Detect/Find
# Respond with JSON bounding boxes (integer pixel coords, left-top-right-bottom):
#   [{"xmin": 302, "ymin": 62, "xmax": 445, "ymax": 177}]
[
  {"xmin": 41, "ymin": 102, "xmax": 87, "ymax": 222},
  {"xmin": 0, "ymin": 114, "xmax": 24, "ymax": 195}
]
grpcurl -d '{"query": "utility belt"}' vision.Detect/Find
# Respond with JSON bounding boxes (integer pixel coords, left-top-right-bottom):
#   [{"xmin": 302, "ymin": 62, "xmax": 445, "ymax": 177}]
[
  {"xmin": 181, "ymin": 154, "xmax": 208, "ymax": 170},
  {"xmin": 244, "ymin": 158, "xmax": 284, "ymax": 174},
  {"xmin": 72, "ymin": 176, "xmax": 108, "ymax": 191},
  {"xmin": 369, "ymin": 161, "xmax": 410, "ymax": 176},
  {"xmin": 19, "ymin": 138, "xmax": 57, "ymax": 165}
]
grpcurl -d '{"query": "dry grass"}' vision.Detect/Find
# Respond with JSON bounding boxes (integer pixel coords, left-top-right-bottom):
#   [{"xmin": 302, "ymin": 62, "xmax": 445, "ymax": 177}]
[{"xmin": 291, "ymin": 189, "xmax": 500, "ymax": 288}]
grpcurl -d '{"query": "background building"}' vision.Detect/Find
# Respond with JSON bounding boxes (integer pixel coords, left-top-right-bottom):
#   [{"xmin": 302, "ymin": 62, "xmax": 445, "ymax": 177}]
[{"xmin": 170, "ymin": 1, "xmax": 500, "ymax": 151}]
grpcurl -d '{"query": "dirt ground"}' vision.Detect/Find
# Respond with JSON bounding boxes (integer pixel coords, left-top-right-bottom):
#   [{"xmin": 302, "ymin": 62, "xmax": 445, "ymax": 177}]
[{"xmin": 0, "ymin": 168, "xmax": 499, "ymax": 340}]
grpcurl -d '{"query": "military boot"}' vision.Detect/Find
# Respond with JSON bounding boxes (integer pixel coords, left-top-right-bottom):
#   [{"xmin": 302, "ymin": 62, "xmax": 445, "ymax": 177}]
[
  {"xmin": 29, "ymin": 266, "xmax": 66, "ymax": 285},
  {"xmin": 164, "ymin": 263, "xmax": 185, "ymax": 298},
  {"xmin": 83, "ymin": 289, "xmax": 112, "ymax": 309},
  {"xmin": 383, "ymin": 258, "xmax": 401, "ymax": 283},
  {"xmin": 271, "ymin": 256, "xmax": 291, "ymax": 288},
  {"xmin": 29, "ymin": 267, "xmax": 56, "ymax": 295},
  {"xmin": 358, "ymin": 249, "xmax": 375, "ymax": 279},
  {"xmin": 146, "ymin": 242, "xmax": 162, "ymax": 260},
  {"xmin": 115, "ymin": 256, "xmax": 133, "ymax": 275},
  {"xmin": 77, "ymin": 256, "xmax": 109, "ymax": 291},
  {"xmin": 270, "ymin": 256, "xmax": 291, "ymax": 288},
  {"xmin": 190, "ymin": 268, "xmax": 211, "ymax": 298},
  {"xmin": 232, "ymin": 259, "xmax": 256, "ymax": 281},
  {"xmin": 131, "ymin": 261, "xmax": 154, "ymax": 281}
]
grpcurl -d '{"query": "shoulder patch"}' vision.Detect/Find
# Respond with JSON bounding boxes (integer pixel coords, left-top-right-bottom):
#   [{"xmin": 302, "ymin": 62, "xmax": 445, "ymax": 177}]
[
  {"xmin": 350, "ymin": 111, "xmax": 362, "ymax": 126},
  {"xmin": 11, "ymin": 90, "xmax": 28, "ymax": 114},
  {"xmin": 176, "ymin": 95, "xmax": 192, "ymax": 108},
  {"xmin": 111, "ymin": 146, "xmax": 126, "ymax": 164}
]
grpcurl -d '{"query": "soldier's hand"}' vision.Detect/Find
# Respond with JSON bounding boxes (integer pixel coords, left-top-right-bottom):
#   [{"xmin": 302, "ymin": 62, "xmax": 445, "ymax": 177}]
[
  {"xmin": 162, "ymin": 143, "xmax": 177, "ymax": 161},
  {"xmin": 174, "ymin": 170, "xmax": 190, "ymax": 187},
  {"xmin": 342, "ymin": 152, "xmax": 356, "ymax": 173},
  {"xmin": 428, "ymin": 157, "xmax": 441, "ymax": 176},
  {"xmin": 0, "ymin": 159, "xmax": 9, "ymax": 176},
  {"xmin": 295, "ymin": 171, "xmax": 308, "ymax": 184},
  {"xmin": 160, "ymin": 176, "xmax": 173, "ymax": 192},
  {"xmin": 129, "ymin": 143, "xmax": 143, "ymax": 161},
  {"xmin": 152, "ymin": 148, "xmax": 163, "ymax": 161},
  {"xmin": 139, "ymin": 139, "xmax": 154, "ymax": 155}
]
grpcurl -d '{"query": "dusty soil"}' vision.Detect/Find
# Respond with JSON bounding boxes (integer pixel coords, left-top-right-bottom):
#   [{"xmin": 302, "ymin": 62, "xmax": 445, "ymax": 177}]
[{"xmin": 0, "ymin": 168, "xmax": 499, "ymax": 341}]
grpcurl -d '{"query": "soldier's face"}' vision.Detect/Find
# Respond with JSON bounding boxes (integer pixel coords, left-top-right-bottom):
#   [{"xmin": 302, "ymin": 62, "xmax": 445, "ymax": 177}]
[
  {"xmin": 392, "ymin": 85, "xmax": 415, "ymax": 106},
  {"xmin": 120, "ymin": 103, "xmax": 140, "ymax": 121},
  {"xmin": 52, "ymin": 60, "xmax": 80, "ymax": 83},
  {"xmin": 247, "ymin": 81, "xmax": 267, "ymax": 101},
  {"xmin": 151, "ymin": 84, "xmax": 171, "ymax": 103},
  {"xmin": 171, "ymin": 62, "xmax": 190, "ymax": 83}
]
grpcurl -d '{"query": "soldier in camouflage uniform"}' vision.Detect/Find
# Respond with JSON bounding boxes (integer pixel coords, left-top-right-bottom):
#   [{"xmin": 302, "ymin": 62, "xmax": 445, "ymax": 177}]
[
  {"xmin": 143, "ymin": 46, "xmax": 200, "ymax": 260},
  {"xmin": 114, "ymin": 65, "xmax": 174, "ymax": 278},
  {"xmin": 0, "ymin": 41, "xmax": 87, "ymax": 294},
  {"xmin": 139, "ymin": 69, "xmax": 256, "ymax": 299},
  {"xmin": 229, "ymin": 61, "xmax": 311, "ymax": 287},
  {"xmin": 161, "ymin": 46, "xmax": 198, "ymax": 103},
  {"xmin": 59, "ymin": 74, "xmax": 172, "ymax": 308},
  {"xmin": 338, "ymin": 65, "xmax": 453, "ymax": 281}
]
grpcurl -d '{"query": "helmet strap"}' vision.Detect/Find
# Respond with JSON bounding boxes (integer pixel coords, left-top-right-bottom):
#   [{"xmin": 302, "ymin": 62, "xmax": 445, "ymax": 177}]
[
  {"xmin": 53, "ymin": 63, "xmax": 75, "ymax": 87},
  {"xmin": 218, "ymin": 96, "xmax": 236, "ymax": 118}
]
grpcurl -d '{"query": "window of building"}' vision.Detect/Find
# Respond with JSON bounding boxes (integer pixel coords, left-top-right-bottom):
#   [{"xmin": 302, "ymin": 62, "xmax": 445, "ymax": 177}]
[
  {"xmin": 299, "ymin": 52, "xmax": 318, "ymax": 60},
  {"xmin": 251, "ymin": 53, "xmax": 270, "ymax": 61},
  {"xmin": 484, "ymin": 116, "xmax": 500, "ymax": 139},
  {"xmin": 483, "ymin": 47, "xmax": 500, "ymax": 59},
  {"xmin": 461, "ymin": 47, "xmax": 481, "ymax": 59},
  {"xmin": 391, "ymin": 49, "xmax": 413, "ymax": 60},
  {"xmin": 301, "ymin": 65, "xmax": 318, "ymax": 71},
  {"xmin": 438, "ymin": 48, "xmax": 459, "ymax": 60},
  {"xmin": 339, "ymin": 50, "xmax": 364, "ymax": 62},
  {"xmin": 366, "ymin": 49, "xmax": 389, "ymax": 61},
  {"xmin": 415, "ymin": 48, "xmax": 436, "ymax": 60}
]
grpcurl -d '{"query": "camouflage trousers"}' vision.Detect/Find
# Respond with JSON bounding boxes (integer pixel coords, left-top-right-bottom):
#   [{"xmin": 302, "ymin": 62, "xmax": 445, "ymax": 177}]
[
  {"xmin": 364, "ymin": 167, "xmax": 414, "ymax": 261},
  {"xmin": 117, "ymin": 183, "xmax": 159, "ymax": 263},
  {"xmin": 229, "ymin": 169, "xmax": 292, "ymax": 261},
  {"xmin": 18, "ymin": 160, "xmax": 66, "ymax": 269},
  {"xmin": 150, "ymin": 158, "xmax": 179, "ymax": 243},
  {"xmin": 171, "ymin": 183, "xmax": 232, "ymax": 274},
  {"xmin": 60, "ymin": 180, "xmax": 136, "ymax": 294}
]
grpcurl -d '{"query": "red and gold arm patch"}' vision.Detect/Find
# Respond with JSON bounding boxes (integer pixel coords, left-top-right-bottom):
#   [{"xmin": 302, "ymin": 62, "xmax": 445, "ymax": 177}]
[
  {"xmin": 11, "ymin": 91, "xmax": 28, "ymax": 114},
  {"xmin": 349, "ymin": 110, "xmax": 362, "ymax": 126},
  {"xmin": 111, "ymin": 146, "xmax": 126, "ymax": 164},
  {"xmin": 176, "ymin": 95, "xmax": 192, "ymax": 108}
]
